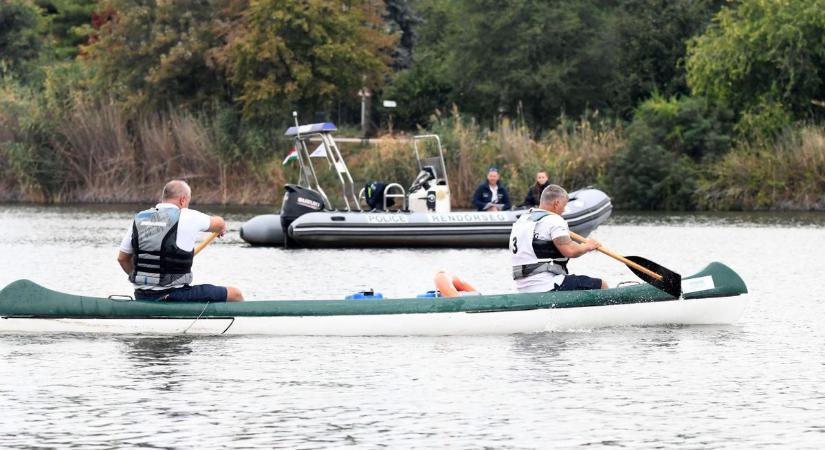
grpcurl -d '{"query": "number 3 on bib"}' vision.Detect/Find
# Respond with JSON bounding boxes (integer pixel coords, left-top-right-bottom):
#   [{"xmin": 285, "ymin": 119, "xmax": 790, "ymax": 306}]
[{"xmin": 511, "ymin": 236, "xmax": 518, "ymax": 254}]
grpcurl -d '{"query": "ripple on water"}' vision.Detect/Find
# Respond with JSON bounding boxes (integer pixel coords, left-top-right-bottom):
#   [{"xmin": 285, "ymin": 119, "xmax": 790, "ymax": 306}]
[{"xmin": 1, "ymin": 206, "xmax": 825, "ymax": 448}]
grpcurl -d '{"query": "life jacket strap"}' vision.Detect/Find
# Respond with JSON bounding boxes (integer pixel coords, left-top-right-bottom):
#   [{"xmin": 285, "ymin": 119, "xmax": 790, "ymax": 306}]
[{"xmin": 512, "ymin": 262, "xmax": 568, "ymax": 280}]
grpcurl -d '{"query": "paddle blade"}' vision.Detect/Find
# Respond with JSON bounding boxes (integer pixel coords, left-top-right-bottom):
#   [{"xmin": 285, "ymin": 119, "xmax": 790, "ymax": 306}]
[{"xmin": 625, "ymin": 256, "xmax": 682, "ymax": 298}]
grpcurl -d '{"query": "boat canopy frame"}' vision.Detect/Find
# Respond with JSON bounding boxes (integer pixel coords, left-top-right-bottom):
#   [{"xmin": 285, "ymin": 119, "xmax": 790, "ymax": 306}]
[{"xmin": 285, "ymin": 117, "xmax": 361, "ymax": 212}]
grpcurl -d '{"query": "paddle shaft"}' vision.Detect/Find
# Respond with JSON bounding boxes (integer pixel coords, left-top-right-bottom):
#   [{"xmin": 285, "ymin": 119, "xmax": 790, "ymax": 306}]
[
  {"xmin": 194, "ymin": 232, "xmax": 220, "ymax": 255},
  {"xmin": 568, "ymin": 231, "xmax": 663, "ymax": 281}
]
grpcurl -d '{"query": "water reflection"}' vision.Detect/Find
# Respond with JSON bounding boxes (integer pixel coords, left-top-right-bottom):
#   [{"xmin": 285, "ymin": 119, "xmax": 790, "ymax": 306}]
[
  {"xmin": 612, "ymin": 210, "xmax": 825, "ymax": 227},
  {"xmin": 118, "ymin": 335, "xmax": 196, "ymax": 366}
]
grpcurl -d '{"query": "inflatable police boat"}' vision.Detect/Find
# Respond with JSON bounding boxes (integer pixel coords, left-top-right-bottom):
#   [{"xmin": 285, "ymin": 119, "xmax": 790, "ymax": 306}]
[{"xmin": 240, "ymin": 121, "xmax": 612, "ymax": 248}]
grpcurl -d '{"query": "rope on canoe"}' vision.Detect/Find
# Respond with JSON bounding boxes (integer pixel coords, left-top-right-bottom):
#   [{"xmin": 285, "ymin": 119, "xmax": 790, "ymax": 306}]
[{"xmin": 182, "ymin": 301, "xmax": 211, "ymax": 334}]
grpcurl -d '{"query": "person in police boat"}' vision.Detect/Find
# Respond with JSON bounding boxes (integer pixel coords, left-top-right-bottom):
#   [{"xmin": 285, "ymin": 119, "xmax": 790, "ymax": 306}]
[
  {"xmin": 520, "ymin": 170, "xmax": 550, "ymax": 208},
  {"xmin": 116, "ymin": 180, "xmax": 244, "ymax": 302},
  {"xmin": 510, "ymin": 184, "xmax": 608, "ymax": 292},
  {"xmin": 472, "ymin": 167, "xmax": 512, "ymax": 211}
]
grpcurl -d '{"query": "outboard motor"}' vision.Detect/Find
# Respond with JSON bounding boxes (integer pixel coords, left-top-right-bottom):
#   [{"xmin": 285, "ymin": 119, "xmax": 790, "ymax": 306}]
[{"xmin": 280, "ymin": 184, "xmax": 325, "ymax": 239}]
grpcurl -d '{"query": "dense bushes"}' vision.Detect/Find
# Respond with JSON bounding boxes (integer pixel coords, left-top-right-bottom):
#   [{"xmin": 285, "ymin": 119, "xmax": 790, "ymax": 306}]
[
  {"xmin": 697, "ymin": 126, "xmax": 825, "ymax": 210},
  {"xmin": 606, "ymin": 95, "xmax": 732, "ymax": 210}
]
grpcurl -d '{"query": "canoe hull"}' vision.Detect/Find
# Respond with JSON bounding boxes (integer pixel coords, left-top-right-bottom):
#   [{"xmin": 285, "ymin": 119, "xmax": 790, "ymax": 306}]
[
  {"xmin": 0, "ymin": 262, "xmax": 748, "ymax": 335},
  {"xmin": 0, "ymin": 295, "xmax": 746, "ymax": 335}
]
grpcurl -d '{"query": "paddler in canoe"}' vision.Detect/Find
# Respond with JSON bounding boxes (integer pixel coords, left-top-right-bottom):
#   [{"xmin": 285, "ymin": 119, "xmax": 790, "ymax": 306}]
[
  {"xmin": 116, "ymin": 180, "xmax": 244, "ymax": 302},
  {"xmin": 510, "ymin": 184, "xmax": 608, "ymax": 292}
]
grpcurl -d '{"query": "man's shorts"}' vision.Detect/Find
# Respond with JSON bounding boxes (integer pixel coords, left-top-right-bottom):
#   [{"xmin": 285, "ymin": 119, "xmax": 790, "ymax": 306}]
[
  {"xmin": 554, "ymin": 275, "xmax": 603, "ymax": 291},
  {"xmin": 135, "ymin": 284, "xmax": 228, "ymax": 302}
]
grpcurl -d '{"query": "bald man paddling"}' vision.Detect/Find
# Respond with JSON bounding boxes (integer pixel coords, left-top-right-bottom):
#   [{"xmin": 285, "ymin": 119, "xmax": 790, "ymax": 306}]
[{"xmin": 116, "ymin": 180, "xmax": 244, "ymax": 302}]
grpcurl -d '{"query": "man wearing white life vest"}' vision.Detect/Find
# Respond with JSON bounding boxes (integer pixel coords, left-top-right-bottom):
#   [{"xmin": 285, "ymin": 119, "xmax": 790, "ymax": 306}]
[
  {"xmin": 510, "ymin": 184, "xmax": 608, "ymax": 292},
  {"xmin": 116, "ymin": 180, "xmax": 244, "ymax": 302}
]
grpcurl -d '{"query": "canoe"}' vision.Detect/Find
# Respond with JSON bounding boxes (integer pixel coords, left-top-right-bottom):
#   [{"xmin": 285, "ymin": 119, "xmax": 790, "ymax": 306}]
[{"xmin": 0, "ymin": 262, "xmax": 747, "ymax": 336}]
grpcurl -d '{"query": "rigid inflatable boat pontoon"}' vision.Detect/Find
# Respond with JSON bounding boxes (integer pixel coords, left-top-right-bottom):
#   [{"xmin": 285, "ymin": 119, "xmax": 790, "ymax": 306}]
[{"xmin": 240, "ymin": 121, "xmax": 612, "ymax": 248}]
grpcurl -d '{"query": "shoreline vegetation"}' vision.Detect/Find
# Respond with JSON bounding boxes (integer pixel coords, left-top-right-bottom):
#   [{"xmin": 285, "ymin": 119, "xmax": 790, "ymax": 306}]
[
  {"xmin": 1, "ymin": 0, "xmax": 824, "ymax": 211},
  {"xmin": 2, "ymin": 102, "xmax": 823, "ymax": 211}
]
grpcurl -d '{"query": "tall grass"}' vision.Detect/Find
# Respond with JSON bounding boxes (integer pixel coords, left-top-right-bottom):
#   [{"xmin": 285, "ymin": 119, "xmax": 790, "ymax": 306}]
[
  {"xmin": 3, "ymin": 90, "xmax": 824, "ymax": 211},
  {"xmin": 341, "ymin": 108, "xmax": 623, "ymax": 209},
  {"xmin": 697, "ymin": 125, "xmax": 825, "ymax": 210},
  {"xmin": 0, "ymin": 87, "xmax": 287, "ymax": 204}
]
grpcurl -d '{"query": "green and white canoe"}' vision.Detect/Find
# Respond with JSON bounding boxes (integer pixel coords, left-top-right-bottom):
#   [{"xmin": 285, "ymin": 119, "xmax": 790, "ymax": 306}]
[{"xmin": 0, "ymin": 262, "xmax": 747, "ymax": 336}]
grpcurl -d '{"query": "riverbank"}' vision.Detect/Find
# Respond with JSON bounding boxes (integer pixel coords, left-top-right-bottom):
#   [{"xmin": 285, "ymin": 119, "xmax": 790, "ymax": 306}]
[{"xmin": 2, "ymin": 101, "xmax": 824, "ymax": 210}]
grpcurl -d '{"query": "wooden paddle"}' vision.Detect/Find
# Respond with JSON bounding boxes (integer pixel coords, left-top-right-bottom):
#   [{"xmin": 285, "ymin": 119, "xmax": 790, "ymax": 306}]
[
  {"xmin": 569, "ymin": 231, "xmax": 682, "ymax": 298},
  {"xmin": 194, "ymin": 232, "xmax": 220, "ymax": 256}
]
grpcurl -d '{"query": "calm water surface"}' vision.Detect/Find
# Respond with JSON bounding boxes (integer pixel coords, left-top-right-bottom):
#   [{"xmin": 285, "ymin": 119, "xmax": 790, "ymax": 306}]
[{"xmin": 1, "ymin": 204, "xmax": 824, "ymax": 449}]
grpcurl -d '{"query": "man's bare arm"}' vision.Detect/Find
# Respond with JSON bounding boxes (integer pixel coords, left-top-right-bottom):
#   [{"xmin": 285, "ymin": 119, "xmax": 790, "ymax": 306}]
[
  {"xmin": 554, "ymin": 234, "xmax": 600, "ymax": 258},
  {"xmin": 117, "ymin": 251, "xmax": 133, "ymax": 274}
]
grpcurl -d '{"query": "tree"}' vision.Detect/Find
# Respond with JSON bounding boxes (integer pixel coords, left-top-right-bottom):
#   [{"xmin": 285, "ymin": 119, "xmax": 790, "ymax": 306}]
[
  {"xmin": 0, "ymin": 0, "xmax": 44, "ymax": 77},
  {"xmin": 86, "ymin": 0, "xmax": 236, "ymax": 111},
  {"xmin": 687, "ymin": 0, "xmax": 825, "ymax": 125},
  {"xmin": 441, "ymin": 0, "xmax": 618, "ymax": 128},
  {"xmin": 219, "ymin": 0, "xmax": 396, "ymax": 123},
  {"xmin": 608, "ymin": 0, "xmax": 724, "ymax": 118},
  {"xmin": 383, "ymin": 0, "xmax": 421, "ymax": 71},
  {"xmin": 382, "ymin": 0, "xmax": 456, "ymax": 128},
  {"xmin": 36, "ymin": 0, "xmax": 97, "ymax": 60},
  {"xmin": 605, "ymin": 94, "xmax": 732, "ymax": 210}
]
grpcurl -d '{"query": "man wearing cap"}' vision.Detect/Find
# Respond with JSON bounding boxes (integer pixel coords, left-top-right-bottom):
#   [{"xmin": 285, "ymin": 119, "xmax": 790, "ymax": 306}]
[{"xmin": 472, "ymin": 167, "xmax": 511, "ymax": 211}]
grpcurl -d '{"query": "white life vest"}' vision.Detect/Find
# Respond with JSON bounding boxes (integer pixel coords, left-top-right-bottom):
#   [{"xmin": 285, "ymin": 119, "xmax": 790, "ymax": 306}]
[{"xmin": 509, "ymin": 210, "xmax": 569, "ymax": 279}]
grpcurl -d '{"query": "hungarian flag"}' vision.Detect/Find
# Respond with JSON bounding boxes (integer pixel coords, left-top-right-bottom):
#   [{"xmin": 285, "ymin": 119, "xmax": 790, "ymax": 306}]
[{"xmin": 282, "ymin": 147, "xmax": 298, "ymax": 165}]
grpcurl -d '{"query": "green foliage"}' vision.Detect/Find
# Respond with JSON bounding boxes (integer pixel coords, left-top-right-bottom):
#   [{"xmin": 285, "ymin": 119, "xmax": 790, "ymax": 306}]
[
  {"xmin": 87, "ymin": 0, "xmax": 235, "ymax": 111},
  {"xmin": 205, "ymin": 107, "xmax": 287, "ymax": 166},
  {"xmin": 383, "ymin": 0, "xmax": 420, "ymax": 70},
  {"xmin": 697, "ymin": 125, "xmax": 825, "ymax": 210},
  {"xmin": 36, "ymin": 0, "xmax": 96, "ymax": 60},
  {"xmin": 444, "ymin": 0, "xmax": 617, "ymax": 127},
  {"xmin": 383, "ymin": 58, "xmax": 452, "ymax": 129},
  {"xmin": 687, "ymin": 0, "xmax": 825, "ymax": 126},
  {"xmin": 222, "ymin": 0, "xmax": 396, "ymax": 123},
  {"xmin": 627, "ymin": 94, "xmax": 732, "ymax": 161},
  {"xmin": 389, "ymin": 0, "xmax": 725, "ymax": 127},
  {"xmin": 606, "ymin": 142, "xmax": 699, "ymax": 210},
  {"xmin": 605, "ymin": 95, "xmax": 733, "ymax": 210},
  {"xmin": 609, "ymin": 0, "xmax": 724, "ymax": 117},
  {"xmin": 734, "ymin": 97, "xmax": 793, "ymax": 144},
  {"xmin": 0, "ymin": 0, "xmax": 45, "ymax": 78},
  {"xmin": 0, "ymin": 81, "xmax": 65, "ymax": 200}
]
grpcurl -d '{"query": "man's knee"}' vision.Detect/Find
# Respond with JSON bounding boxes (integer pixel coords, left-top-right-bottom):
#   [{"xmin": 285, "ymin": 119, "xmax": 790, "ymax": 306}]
[
  {"xmin": 600, "ymin": 279, "xmax": 608, "ymax": 289},
  {"xmin": 227, "ymin": 286, "xmax": 244, "ymax": 302}
]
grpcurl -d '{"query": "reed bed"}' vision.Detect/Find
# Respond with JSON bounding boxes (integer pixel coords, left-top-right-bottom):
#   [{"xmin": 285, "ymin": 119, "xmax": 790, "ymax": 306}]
[
  {"xmin": 344, "ymin": 109, "xmax": 623, "ymax": 208},
  {"xmin": 698, "ymin": 126, "xmax": 825, "ymax": 210},
  {"xmin": 2, "ymin": 95, "xmax": 823, "ymax": 210},
  {"xmin": 0, "ymin": 95, "xmax": 287, "ymax": 204}
]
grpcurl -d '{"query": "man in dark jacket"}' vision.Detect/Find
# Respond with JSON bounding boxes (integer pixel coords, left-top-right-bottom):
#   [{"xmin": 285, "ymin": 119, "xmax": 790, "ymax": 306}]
[{"xmin": 472, "ymin": 167, "xmax": 511, "ymax": 211}]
